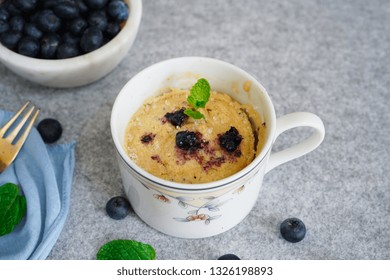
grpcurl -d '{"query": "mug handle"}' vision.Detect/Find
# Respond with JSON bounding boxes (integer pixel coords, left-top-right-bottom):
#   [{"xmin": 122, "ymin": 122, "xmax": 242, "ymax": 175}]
[{"xmin": 265, "ymin": 112, "xmax": 325, "ymax": 174}]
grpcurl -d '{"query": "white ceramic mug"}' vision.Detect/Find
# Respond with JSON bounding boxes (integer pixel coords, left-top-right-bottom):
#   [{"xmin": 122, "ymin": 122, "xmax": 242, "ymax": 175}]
[{"xmin": 111, "ymin": 57, "xmax": 325, "ymax": 238}]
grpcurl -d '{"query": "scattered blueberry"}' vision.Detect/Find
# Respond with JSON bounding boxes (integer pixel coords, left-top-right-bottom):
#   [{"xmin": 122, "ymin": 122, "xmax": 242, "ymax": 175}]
[
  {"xmin": 9, "ymin": 16, "xmax": 25, "ymax": 32},
  {"xmin": 0, "ymin": 31, "xmax": 22, "ymax": 50},
  {"xmin": 88, "ymin": 10, "xmax": 108, "ymax": 31},
  {"xmin": 37, "ymin": 118, "xmax": 63, "ymax": 143},
  {"xmin": 0, "ymin": 20, "xmax": 9, "ymax": 34},
  {"xmin": 164, "ymin": 108, "xmax": 188, "ymax": 127},
  {"xmin": 36, "ymin": 10, "xmax": 62, "ymax": 33},
  {"xmin": 80, "ymin": 26, "xmax": 103, "ymax": 52},
  {"xmin": 217, "ymin": 254, "xmax": 241, "ymax": 260},
  {"xmin": 53, "ymin": 1, "xmax": 80, "ymax": 19},
  {"xmin": 107, "ymin": 0, "xmax": 129, "ymax": 21},
  {"xmin": 84, "ymin": 0, "xmax": 108, "ymax": 10},
  {"xmin": 176, "ymin": 131, "xmax": 201, "ymax": 151},
  {"xmin": 280, "ymin": 217, "xmax": 306, "ymax": 243},
  {"xmin": 24, "ymin": 23, "xmax": 43, "ymax": 39},
  {"xmin": 106, "ymin": 196, "xmax": 131, "ymax": 220},
  {"xmin": 219, "ymin": 126, "xmax": 242, "ymax": 153},
  {"xmin": 57, "ymin": 43, "xmax": 80, "ymax": 59},
  {"xmin": 40, "ymin": 33, "xmax": 61, "ymax": 59},
  {"xmin": 104, "ymin": 21, "xmax": 120, "ymax": 39},
  {"xmin": 68, "ymin": 17, "xmax": 88, "ymax": 36},
  {"xmin": 17, "ymin": 37, "xmax": 39, "ymax": 57}
]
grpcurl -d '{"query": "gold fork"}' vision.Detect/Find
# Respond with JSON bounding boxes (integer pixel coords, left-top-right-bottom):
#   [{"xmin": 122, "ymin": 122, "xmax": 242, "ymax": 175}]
[{"xmin": 0, "ymin": 101, "xmax": 40, "ymax": 173}]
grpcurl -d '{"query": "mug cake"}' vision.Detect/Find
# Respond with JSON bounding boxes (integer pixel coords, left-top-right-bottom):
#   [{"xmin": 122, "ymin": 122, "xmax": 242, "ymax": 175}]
[{"xmin": 125, "ymin": 79, "xmax": 265, "ymax": 183}]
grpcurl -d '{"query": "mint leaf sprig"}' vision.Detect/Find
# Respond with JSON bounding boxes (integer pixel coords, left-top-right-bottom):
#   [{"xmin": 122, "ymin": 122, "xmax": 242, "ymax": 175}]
[
  {"xmin": 0, "ymin": 183, "xmax": 27, "ymax": 237},
  {"xmin": 184, "ymin": 78, "xmax": 211, "ymax": 119},
  {"xmin": 97, "ymin": 239, "xmax": 156, "ymax": 260}
]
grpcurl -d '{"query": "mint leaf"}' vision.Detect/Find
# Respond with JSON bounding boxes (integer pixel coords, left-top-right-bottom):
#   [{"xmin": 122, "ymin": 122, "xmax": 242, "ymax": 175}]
[
  {"xmin": 184, "ymin": 108, "xmax": 204, "ymax": 119},
  {"xmin": 184, "ymin": 78, "xmax": 211, "ymax": 119},
  {"xmin": 187, "ymin": 78, "xmax": 210, "ymax": 109},
  {"xmin": 97, "ymin": 239, "xmax": 156, "ymax": 260},
  {"xmin": 0, "ymin": 183, "xmax": 27, "ymax": 237}
]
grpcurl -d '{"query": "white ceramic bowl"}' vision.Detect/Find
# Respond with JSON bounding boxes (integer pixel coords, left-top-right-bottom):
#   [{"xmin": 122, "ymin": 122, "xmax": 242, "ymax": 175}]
[{"xmin": 0, "ymin": 0, "xmax": 142, "ymax": 88}]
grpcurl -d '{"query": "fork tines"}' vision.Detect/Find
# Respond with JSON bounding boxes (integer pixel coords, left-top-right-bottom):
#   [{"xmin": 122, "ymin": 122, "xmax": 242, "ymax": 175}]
[{"xmin": 0, "ymin": 101, "xmax": 40, "ymax": 145}]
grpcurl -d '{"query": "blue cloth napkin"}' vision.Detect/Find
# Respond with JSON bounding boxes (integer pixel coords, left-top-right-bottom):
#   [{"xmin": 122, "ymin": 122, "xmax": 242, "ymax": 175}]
[{"xmin": 0, "ymin": 110, "xmax": 75, "ymax": 260}]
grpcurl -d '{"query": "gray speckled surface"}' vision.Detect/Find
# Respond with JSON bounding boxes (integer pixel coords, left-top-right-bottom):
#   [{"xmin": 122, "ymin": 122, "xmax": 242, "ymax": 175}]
[{"xmin": 1, "ymin": 0, "xmax": 390, "ymax": 260}]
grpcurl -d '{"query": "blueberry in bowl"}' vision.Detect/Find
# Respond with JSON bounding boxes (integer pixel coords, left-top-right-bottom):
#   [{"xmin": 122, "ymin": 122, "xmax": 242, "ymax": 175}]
[{"xmin": 0, "ymin": 0, "xmax": 142, "ymax": 88}]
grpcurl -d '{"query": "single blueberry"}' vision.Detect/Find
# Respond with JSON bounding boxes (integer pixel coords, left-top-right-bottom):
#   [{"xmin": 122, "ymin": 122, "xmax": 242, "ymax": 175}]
[
  {"xmin": 40, "ymin": 33, "xmax": 61, "ymax": 59},
  {"xmin": 37, "ymin": 118, "xmax": 63, "ymax": 143},
  {"xmin": 176, "ymin": 131, "xmax": 201, "ymax": 151},
  {"xmin": 3, "ymin": 2, "xmax": 22, "ymax": 16},
  {"xmin": 107, "ymin": 0, "xmax": 129, "ymax": 22},
  {"xmin": 75, "ymin": 0, "xmax": 89, "ymax": 14},
  {"xmin": 0, "ymin": 31, "xmax": 22, "ymax": 50},
  {"xmin": 84, "ymin": 0, "xmax": 108, "ymax": 10},
  {"xmin": 217, "ymin": 254, "xmax": 241, "ymax": 260},
  {"xmin": 29, "ymin": 11, "xmax": 40, "ymax": 23},
  {"xmin": 219, "ymin": 126, "xmax": 242, "ymax": 153},
  {"xmin": 17, "ymin": 37, "xmax": 40, "ymax": 57},
  {"xmin": 280, "ymin": 218, "xmax": 306, "ymax": 243},
  {"xmin": 36, "ymin": 10, "xmax": 62, "ymax": 33},
  {"xmin": 53, "ymin": 1, "xmax": 80, "ymax": 19},
  {"xmin": 56, "ymin": 43, "xmax": 80, "ymax": 58},
  {"xmin": 42, "ymin": 0, "xmax": 60, "ymax": 9},
  {"xmin": 88, "ymin": 10, "xmax": 108, "ymax": 31},
  {"xmin": 68, "ymin": 17, "xmax": 88, "ymax": 36},
  {"xmin": 9, "ymin": 16, "xmax": 25, "ymax": 32},
  {"xmin": 106, "ymin": 196, "xmax": 131, "ymax": 220},
  {"xmin": 62, "ymin": 32, "xmax": 80, "ymax": 45},
  {"xmin": 0, "ymin": 8, "xmax": 10, "ymax": 22},
  {"xmin": 13, "ymin": 0, "xmax": 38, "ymax": 14},
  {"xmin": 80, "ymin": 26, "xmax": 103, "ymax": 53},
  {"xmin": 104, "ymin": 21, "xmax": 120, "ymax": 39},
  {"xmin": 24, "ymin": 23, "xmax": 43, "ymax": 39},
  {"xmin": 0, "ymin": 20, "xmax": 9, "ymax": 34},
  {"xmin": 164, "ymin": 108, "xmax": 188, "ymax": 127}
]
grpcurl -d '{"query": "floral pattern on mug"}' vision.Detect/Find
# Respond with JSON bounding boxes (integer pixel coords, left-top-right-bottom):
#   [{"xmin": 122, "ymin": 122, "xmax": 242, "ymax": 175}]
[
  {"xmin": 176, "ymin": 196, "xmax": 194, "ymax": 208},
  {"xmin": 172, "ymin": 196, "xmax": 234, "ymax": 225},
  {"xmin": 153, "ymin": 194, "xmax": 170, "ymax": 203},
  {"xmin": 174, "ymin": 213, "xmax": 221, "ymax": 225},
  {"xmin": 145, "ymin": 184, "xmax": 246, "ymax": 225},
  {"xmin": 233, "ymin": 185, "xmax": 245, "ymax": 195}
]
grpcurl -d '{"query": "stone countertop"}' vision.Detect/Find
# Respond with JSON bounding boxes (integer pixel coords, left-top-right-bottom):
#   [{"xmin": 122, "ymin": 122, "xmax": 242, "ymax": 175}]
[{"xmin": 0, "ymin": 0, "xmax": 389, "ymax": 260}]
